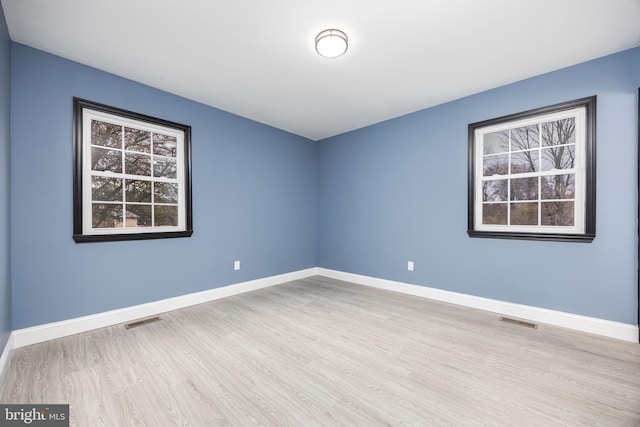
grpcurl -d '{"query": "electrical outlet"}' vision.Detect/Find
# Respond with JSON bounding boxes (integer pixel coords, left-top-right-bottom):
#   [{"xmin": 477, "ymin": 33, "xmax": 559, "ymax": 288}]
[
  {"xmin": 234, "ymin": 260, "xmax": 240, "ymax": 270},
  {"xmin": 408, "ymin": 261, "xmax": 414, "ymax": 271}
]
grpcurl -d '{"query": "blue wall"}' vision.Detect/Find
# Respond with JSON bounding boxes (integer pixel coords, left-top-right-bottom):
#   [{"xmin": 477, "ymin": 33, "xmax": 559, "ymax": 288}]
[
  {"xmin": 0, "ymin": 6, "xmax": 11, "ymax": 349},
  {"xmin": 318, "ymin": 48, "xmax": 640, "ymax": 325},
  {"xmin": 10, "ymin": 44, "xmax": 318, "ymax": 329},
  {"xmin": 7, "ymin": 40, "xmax": 640, "ymax": 330}
]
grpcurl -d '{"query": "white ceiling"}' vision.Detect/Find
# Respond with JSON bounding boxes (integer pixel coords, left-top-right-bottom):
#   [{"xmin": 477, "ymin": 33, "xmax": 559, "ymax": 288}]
[{"xmin": 2, "ymin": 1, "xmax": 640, "ymax": 141}]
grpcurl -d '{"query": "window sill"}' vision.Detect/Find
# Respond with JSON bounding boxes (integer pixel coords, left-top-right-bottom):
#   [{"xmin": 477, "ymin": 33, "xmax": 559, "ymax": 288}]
[
  {"xmin": 73, "ymin": 230, "xmax": 193, "ymax": 243},
  {"xmin": 467, "ymin": 230, "xmax": 595, "ymax": 243}
]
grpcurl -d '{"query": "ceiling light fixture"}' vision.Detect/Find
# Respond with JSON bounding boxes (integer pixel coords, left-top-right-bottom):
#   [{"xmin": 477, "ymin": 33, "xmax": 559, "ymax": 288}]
[{"xmin": 315, "ymin": 29, "xmax": 348, "ymax": 58}]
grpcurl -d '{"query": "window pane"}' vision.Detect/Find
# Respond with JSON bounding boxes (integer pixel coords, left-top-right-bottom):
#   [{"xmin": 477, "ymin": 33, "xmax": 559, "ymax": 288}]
[
  {"xmin": 510, "ymin": 202, "xmax": 538, "ymax": 225},
  {"xmin": 510, "ymin": 125, "xmax": 539, "ymax": 150},
  {"xmin": 91, "ymin": 120, "xmax": 122, "ymax": 148},
  {"xmin": 92, "ymin": 203, "xmax": 123, "ymax": 228},
  {"xmin": 510, "ymin": 150, "xmax": 539, "ymax": 174},
  {"xmin": 125, "ymin": 152, "xmax": 151, "ymax": 176},
  {"xmin": 541, "ymin": 118, "xmax": 575, "ymax": 147},
  {"xmin": 482, "ymin": 180, "xmax": 507, "ymax": 202},
  {"xmin": 91, "ymin": 176, "xmax": 122, "ymax": 202},
  {"xmin": 125, "ymin": 204, "xmax": 152, "ymax": 227},
  {"xmin": 153, "ymin": 157, "xmax": 177, "ymax": 179},
  {"xmin": 124, "ymin": 128, "xmax": 151, "ymax": 153},
  {"xmin": 483, "ymin": 154, "xmax": 508, "ymax": 176},
  {"xmin": 541, "ymin": 174, "xmax": 575, "ymax": 200},
  {"xmin": 125, "ymin": 179, "xmax": 152, "ymax": 202},
  {"xmin": 153, "ymin": 134, "xmax": 177, "ymax": 157},
  {"xmin": 510, "ymin": 177, "xmax": 538, "ymax": 201},
  {"xmin": 91, "ymin": 147, "xmax": 122, "ymax": 173},
  {"xmin": 541, "ymin": 145, "xmax": 575, "ymax": 171},
  {"xmin": 155, "ymin": 182, "xmax": 178, "ymax": 204},
  {"xmin": 155, "ymin": 205, "xmax": 178, "ymax": 226},
  {"xmin": 541, "ymin": 201, "xmax": 574, "ymax": 226},
  {"xmin": 482, "ymin": 203, "xmax": 507, "ymax": 225},
  {"xmin": 483, "ymin": 131, "xmax": 509, "ymax": 155}
]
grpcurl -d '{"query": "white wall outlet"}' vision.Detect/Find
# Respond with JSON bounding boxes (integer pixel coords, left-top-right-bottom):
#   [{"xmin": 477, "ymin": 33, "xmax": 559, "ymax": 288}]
[
  {"xmin": 408, "ymin": 261, "xmax": 414, "ymax": 271},
  {"xmin": 234, "ymin": 260, "xmax": 240, "ymax": 270}
]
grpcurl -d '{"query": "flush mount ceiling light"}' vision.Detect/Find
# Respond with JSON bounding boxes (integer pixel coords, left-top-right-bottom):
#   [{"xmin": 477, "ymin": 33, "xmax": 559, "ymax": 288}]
[{"xmin": 315, "ymin": 29, "xmax": 348, "ymax": 58}]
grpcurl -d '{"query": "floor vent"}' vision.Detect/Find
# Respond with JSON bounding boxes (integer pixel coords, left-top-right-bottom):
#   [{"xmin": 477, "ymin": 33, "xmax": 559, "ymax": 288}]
[
  {"xmin": 124, "ymin": 316, "xmax": 161, "ymax": 329},
  {"xmin": 499, "ymin": 316, "xmax": 538, "ymax": 329}
]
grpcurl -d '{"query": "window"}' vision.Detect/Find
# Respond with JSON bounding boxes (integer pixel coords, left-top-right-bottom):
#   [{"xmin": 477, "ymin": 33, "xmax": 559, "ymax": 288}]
[
  {"xmin": 468, "ymin": 97, "xmax": 595, "ymax": 242},
  {"xmin": 73, "ymin": 98, "xmax": 192, "ymax": 242}
]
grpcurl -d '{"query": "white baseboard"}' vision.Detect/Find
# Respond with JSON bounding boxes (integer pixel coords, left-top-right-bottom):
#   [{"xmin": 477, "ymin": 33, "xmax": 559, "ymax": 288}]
[
  {"xmin": 0, "ymin": 332, "xmax": 15, "ymax": 385},
  {"xmin": 10, "ymin": 267, "xmax": 638, "ymax": 348},
  {"xmin": 317, "ymin": 268, "xmax": 639, "ymax": 343},
  {"xmin": 12, "ymin": 268, "xmax": 319, "ymax": 348}
]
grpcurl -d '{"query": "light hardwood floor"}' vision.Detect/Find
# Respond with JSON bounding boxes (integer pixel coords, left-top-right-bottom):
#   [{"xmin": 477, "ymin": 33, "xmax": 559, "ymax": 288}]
[{"xmin": 1, "ymin": 276, "xmax": 639, "ymax": 426}]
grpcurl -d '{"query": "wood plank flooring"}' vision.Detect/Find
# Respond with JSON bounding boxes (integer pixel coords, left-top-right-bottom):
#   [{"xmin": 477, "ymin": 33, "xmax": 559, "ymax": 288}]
[{"xmin": 1, "ymin": 276, "xmax": 639, "ymax": 426}]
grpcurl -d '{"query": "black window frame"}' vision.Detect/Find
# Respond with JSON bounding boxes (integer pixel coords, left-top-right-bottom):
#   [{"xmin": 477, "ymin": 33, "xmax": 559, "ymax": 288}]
[
  {"xmin": 467, "ymin": 96, "xmax": 596, "ymax": 242},
  {"xmin": 73, "ymin": 97, "xmax": 193, "ymax": 243}
]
